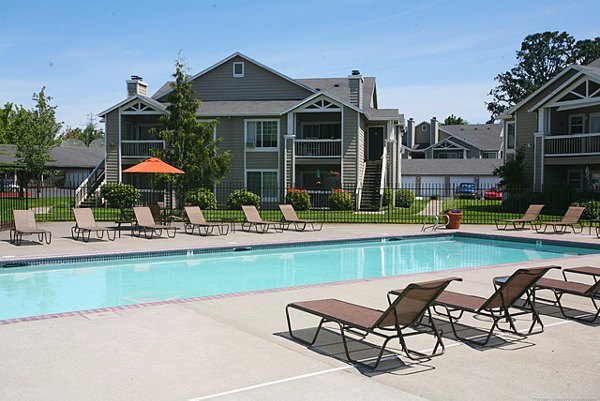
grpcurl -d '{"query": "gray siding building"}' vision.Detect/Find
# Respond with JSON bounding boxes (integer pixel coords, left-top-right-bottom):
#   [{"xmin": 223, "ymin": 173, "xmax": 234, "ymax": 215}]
[{"xmin": 97, "ymin": 52, "xmax": 404, "ymax": 209}]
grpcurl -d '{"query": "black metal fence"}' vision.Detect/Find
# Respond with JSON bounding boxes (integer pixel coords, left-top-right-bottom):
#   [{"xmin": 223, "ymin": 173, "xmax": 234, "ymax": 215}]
[{"xmin": 1, "ymin": 183, "xmax": 598, "ymax": 229}]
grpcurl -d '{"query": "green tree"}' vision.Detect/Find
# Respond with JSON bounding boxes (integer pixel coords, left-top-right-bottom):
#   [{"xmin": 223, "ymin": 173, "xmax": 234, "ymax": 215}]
[
  {"xmin": 486, "ymin": 31, "xmax": 600, "ymax": 121},
  {"xmin": 59, "ymin": 113, "xmax": 104, "ymax": 146},
  {"xmin": 443, "ymin": 114, "xmax": 468, "ymax": 125},
  {"xmin": 0, "ymin": 103, "xmax": 16, "ymax": 144},
  {"xmin": 493, "ymin": 147, "xmax": 526, "ymax": 193},
  {"xmin": 13, "ymin": 88, "xmax": 62, "ymax": 189},
  {"xmin": 152, "ymin": 58, "xmax": 231, "ymax": 207}
]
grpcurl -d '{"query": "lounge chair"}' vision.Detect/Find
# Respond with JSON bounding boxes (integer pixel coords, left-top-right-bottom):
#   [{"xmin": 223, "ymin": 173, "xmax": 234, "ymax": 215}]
[
  {"xmin": 536, "ymin": 206, "xmax": 585, "ymax": 234},
  {"xmin": 286, "ymin": 277, "xmax": 461, "ymax": 369},
  {"xmin": 132, "ymin": 206, "xmax": 177, "ymax": 239},
  {"xmin": 433, "ymin": 266, "xmax": 559, "ymax": 345},
  {"xmin": 71, "ymin": 208, "xmax": 117, "ymax": 242},
  {"xmin": 534, "ymin": 266, "xmax": 600, "ymax": 322},
  {"xmin": 278, "ymin": 204, "xmax": 323, "ymax": 232},
  {"xmin": 184, "ymin": 206, "xmax": 229, "ymax": 236},
  {"xmin": 9, "ymin": 209, "xmax": 52, "ymax": 245},
  {"xmin": 241, "ymin": 205, "xmax": 284, "ymax": 233},
  {"xmin": 495, "ymin": 204, "xmax": 545, "ymax": 230}
]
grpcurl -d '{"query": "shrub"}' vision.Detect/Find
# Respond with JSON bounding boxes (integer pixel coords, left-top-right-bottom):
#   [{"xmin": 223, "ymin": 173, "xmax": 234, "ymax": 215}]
[
  {"xmin": 395, "ymin": 189, "xmax": 415, "ymax": 208},
  {"xmin": 383, "ymin": 188, "xmax": 416, "ymax": 207},
  {"xmin": 100, "ymin": 183, "xmax": 141, "ymax": 208},
  {"xmin": 285, "ymin": 188, "xmax": 311, "ymax": 211},
  {"xmin": 185, "ymin": 188, "xmax": 217, "ymax": 210},
  {"xmin": 329, "ymin": 189, "xmax": 353, "ymax": 210},
  {"xmin": 571, "ymin": 200, "xmax": 600, "ymax": 220},
  {"xmin": 227, "ymin": 188, "xmax": 261, "ymax": 210}
]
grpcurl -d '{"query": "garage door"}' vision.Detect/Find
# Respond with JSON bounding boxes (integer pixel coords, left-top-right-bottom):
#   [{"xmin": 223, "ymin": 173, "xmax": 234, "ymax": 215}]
[
  {"xmin": 479, "ymin": 176, "xmax": 501, "ymax": 190},
  {"xmin": 420, "ymin": 176, "xmax": 446, "ymax": 197},
  {"xmin": 401, "ymin": 176, "xmax": 417, "ymax": 191}
]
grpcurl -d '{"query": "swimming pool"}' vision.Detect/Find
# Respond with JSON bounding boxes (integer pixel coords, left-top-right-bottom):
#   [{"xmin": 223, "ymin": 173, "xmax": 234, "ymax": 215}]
[{"xmin": 1, "ymin": 235, "xmax": 598, "ymax": 321}]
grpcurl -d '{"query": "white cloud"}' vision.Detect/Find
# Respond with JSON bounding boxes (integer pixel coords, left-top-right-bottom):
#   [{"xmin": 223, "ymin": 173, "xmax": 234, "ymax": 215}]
[{"xmin": 378, "ymin": 82, "xmax": 494, "ymax": 124}]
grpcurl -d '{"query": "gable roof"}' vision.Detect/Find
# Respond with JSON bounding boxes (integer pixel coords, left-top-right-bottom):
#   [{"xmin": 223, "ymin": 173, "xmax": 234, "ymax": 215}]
[
  {"xmin": 507, "ymin": 58, "xmax": 600, "ymax": 114},
  {"xmin": 440, "ymin": 124, "xmax": 503, "ymax": 150},
  {"xmin": 98, "ymin": 94, "xmax": 167, "ymax": 117},
  {"xmin": 155, "ymin": 52, "xmax": 316, "ymax": 101}
]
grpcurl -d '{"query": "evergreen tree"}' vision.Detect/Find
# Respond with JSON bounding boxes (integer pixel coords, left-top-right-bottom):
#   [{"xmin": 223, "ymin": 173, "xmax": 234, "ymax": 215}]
[{"xmin": 153, "ymin": 58, "xmax": 231, "ymax": 207}]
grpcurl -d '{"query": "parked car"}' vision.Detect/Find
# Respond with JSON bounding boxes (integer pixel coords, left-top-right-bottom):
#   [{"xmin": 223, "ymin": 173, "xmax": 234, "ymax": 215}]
[
  {"xmin": 454, "ymin": 183, "xmax": 481, "ymax": 199},
  {"xmin": 1, "ymin": 179, "xmax": 19, "ymax": 192},
  {"xmin": 484, "ymin": 186, "xmax": 503, "ymax": 200}
]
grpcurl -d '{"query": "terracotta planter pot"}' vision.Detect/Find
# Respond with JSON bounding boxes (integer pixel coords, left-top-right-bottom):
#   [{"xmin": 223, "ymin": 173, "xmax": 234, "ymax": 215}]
[{"xmin": 445, "ymin": 211, "xmax": 463, "ymax": 229}]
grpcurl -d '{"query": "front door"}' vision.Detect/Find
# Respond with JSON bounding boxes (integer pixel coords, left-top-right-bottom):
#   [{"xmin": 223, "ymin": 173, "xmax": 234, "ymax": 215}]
[{"xmin": 368, "ymin": 127, "xmax": 384, "ymax": 161}]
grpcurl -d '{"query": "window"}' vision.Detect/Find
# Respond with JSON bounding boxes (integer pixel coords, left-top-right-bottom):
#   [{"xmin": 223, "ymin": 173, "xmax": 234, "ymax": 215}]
[
  {"xmin": 421, "ymin": 125, "xmax": 427, "ymax": 131},
  {"xmin": 246, "ymin": 120, "xmax": 278, "ymax": 149},
  {"xmin": 506, "ymin": 121, "xmax": 516, "ymax": 150},
  {"xmin": 568, "ymin": 170, "xmax": 583, "ymax": 190},
  {"xmin": 300, "ymin": 123, "xmax": 341, "ymax": 140},
  {"xmin": 233, "ymin": 62, "xmax": 244, "ymax": 78},
  {"xmin": 247, "ymin": 171, "xmax": 278, "ymax": 201},
  {"xmin": 569, "ymin": 114, "xmax": 585, "ymax": 134},
  {"xmin": 482, "ymin": 151, "xmax": 498, "ymax": 159}
]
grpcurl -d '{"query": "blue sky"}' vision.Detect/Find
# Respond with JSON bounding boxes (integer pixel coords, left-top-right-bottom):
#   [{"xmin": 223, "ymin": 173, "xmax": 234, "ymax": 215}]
[{"xmin": 1, "ymin": 0, "xmax": 599, "ymax": 129}]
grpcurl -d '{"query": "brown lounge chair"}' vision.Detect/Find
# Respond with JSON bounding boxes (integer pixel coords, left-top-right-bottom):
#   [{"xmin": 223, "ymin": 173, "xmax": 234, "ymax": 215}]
[
  {"xmin": 286, "ymin": 277, "xmax": 461, "ymax": 369},
  {"xmin": 9, "ymin": 209, "xmax": 52, "ymax": 245},
  {"xmin": 184, "ymin": 206, "xmax": 229, "ymax": 236},
  {"xmin": 278, "ymin": 204, "xmax": 323, "ymax": 232},
  {"xmin": 241, "ymin": 205, "xmax": 284, "ymax": 233},
  {"xmin": 534, "ymin": 266, "xmax": 600, "ymax": 322},
  {"xmin": 132, "ymin": 206, "xmax": 177, "ymax": 239},
  {"xmin": 434, "ymin": 266, "xmax": 559, "ymax": 345},
  {"xmin": 536, "ymin": 206, "xmax": 585, "ymax": 234},
  {"xmin": 71, "ymin": 208, "xmax": 117, "ymax": 242},
  {"xmin": 495, "ymin": 204, "xmax": 544, "ymax": 230}
]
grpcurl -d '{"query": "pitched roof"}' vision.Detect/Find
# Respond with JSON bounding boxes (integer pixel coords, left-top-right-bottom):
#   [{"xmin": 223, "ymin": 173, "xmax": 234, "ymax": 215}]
[
  {"xmin": 98, "ymin": 94, "xmax": 167, "ymax": 117},
  {"xmin": 0, "ymin": 145, "xmax": 104, "ymax": 169},
  {"xmin": 440, "ymin": 124, "xmax": 503, "ymax": 150},
  {"xmin": 401, "ymin": 159, "xmax": 502, "ymax": 175},
  {"xmin": 155, "ymin": 52, "xmax": 316, "ymax": 101}
]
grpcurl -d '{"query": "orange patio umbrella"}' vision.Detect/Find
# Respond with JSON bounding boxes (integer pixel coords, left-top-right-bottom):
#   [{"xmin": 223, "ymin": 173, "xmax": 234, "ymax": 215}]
[{"xmin": 122, "ymin": 157, "xmax": 184, "ymax": 174}]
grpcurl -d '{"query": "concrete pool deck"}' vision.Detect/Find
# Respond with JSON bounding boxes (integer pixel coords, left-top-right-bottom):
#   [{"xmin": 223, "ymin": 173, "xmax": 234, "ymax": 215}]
[{"xmin": 0, "ymin": 223, "xmax": 599, "ymax": 400}]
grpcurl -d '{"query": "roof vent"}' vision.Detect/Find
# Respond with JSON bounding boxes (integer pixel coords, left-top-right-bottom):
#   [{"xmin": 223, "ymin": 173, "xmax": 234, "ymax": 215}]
[
  {"xmin": 334, "ymin": 84, "xmax": 340, "ymax": 87},
  {"xmin": 315, "ymin": 88, "xmax": 320, "ymax": 91},
  {"xmin": 351, "ymin": 69, "xmax": 361, "ymax": 76},
  {"xmin": 474, "ymin": 127, "xmax": 478, "ymax": 130}
]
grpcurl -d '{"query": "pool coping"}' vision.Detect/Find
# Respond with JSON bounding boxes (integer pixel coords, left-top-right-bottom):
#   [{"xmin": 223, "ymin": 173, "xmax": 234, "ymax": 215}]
[{"xmin": 1, "ymin": 231, "xmax": 599, "ymax": 325}]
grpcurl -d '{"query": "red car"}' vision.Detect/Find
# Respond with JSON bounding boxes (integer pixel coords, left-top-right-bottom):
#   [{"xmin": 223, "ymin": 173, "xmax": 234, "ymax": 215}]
[{"xmin": 484, "ymin": 186, "xmax": 503, "ymax": 200}]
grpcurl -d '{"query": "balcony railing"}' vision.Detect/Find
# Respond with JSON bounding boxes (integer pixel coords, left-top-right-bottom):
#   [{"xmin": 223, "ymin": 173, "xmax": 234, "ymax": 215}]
[
  {"xmin": 122, "ymin": 140, "xmax": 165, "ymax": 158},
  {"xmin": 295, "ymin": 139, "xmax": 341, "ymax": 157},
  {"xmin": 544, "ymin": 132, "xmax": 600, "ymax": 157}
]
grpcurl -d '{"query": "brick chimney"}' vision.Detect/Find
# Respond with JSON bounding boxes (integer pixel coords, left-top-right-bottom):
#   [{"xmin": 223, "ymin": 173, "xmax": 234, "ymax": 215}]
[
  {"xmin": 348, "ymin": 70, "xmax": 363, "ymax": 109},
  {"xmin": 126, "ymin": 75, "xmax": 148, "ymax": 97},
  {"xmin": 430, "ymin": 117, "xmax": 439, "ymax": 144}
]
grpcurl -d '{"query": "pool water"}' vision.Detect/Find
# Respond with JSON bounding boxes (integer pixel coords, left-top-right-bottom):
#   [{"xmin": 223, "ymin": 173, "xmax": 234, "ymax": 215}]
[{"xmin": 0, "ymin": 236, "xmax": 597, "ymax": 321}]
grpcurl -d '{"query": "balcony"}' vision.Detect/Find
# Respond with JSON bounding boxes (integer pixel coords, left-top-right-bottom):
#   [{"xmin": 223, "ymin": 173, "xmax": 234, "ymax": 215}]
[
  {"xmin": 295, "ymin": 139, "xmax": 341, "ymax": 158},
  {"xmin": 544, "ymin": 132, "xmax": 600, "ymax": 157},
  {"xmin": 122, "ymin": 140, "xmax": 165, "ymax": 158}
]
